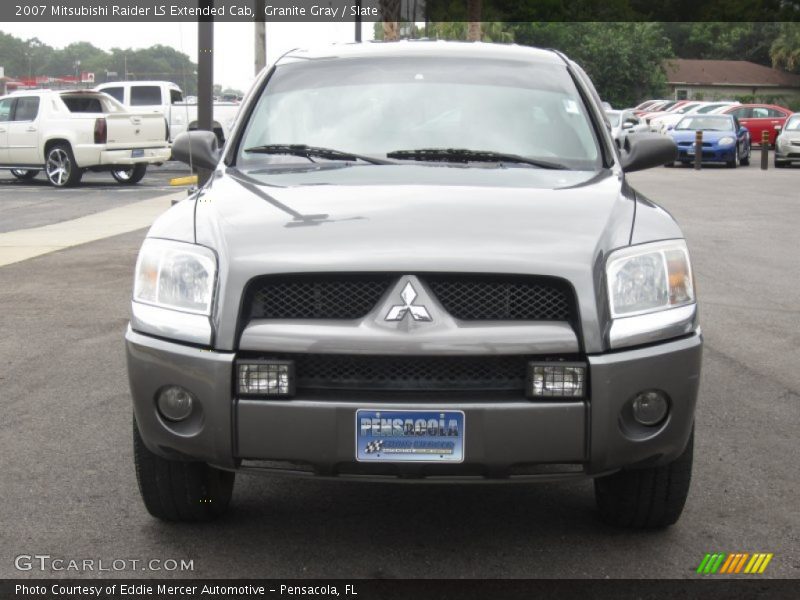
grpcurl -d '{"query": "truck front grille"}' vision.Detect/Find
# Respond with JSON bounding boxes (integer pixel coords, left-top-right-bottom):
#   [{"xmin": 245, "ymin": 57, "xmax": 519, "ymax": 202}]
[
  {"xmin": 248, "ymin": 274, "xmax": 393, "ymax": 320},
  {"xmin": 426, "ymin": 275, "xmax": 571, "ymax": 320},
  {"xmin": 255, "ymin": 353, "xmax": 532, "ymax": 392},
  {"xmin": 244, "ymin": 273, "xmax": 574, "ymax": 322}
]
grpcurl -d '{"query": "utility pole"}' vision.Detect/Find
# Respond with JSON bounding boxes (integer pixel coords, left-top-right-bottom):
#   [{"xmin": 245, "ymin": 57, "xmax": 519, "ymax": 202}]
[
  {"xmin": 255, "ymin": 0, "xmax": 266, "ymax": 74},
  {"xmin": 354, "ymin": 0, "xmax": 362, "ymax": 42},
  {"xmin": 197, "ymin": 0, "xmax": 214, "ymax": 185}
]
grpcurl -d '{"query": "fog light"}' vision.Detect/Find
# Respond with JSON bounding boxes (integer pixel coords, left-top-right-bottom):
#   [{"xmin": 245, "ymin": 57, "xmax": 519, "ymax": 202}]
[
  {"xmin": 238, "ymin": 360, "xmax": 294, "ymax": 397},
  {"xmin": 157, "ymin": 385, "xmax": 194, "ymax": 421},
  {"xmin": 528, "ymin": 363, "xmax": 586, "ymax": 398},
  {"xmin": 631, "ymin": 390, "xmax": 669, "ymax": 426}
]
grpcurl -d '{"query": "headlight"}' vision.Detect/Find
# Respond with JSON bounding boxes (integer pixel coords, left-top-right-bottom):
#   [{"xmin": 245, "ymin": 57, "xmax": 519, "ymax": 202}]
[
  {"xmin": 133, "ymin": 238, "xmax": 217, "ymax": 315},
  {"xmin": 717, "ymin": 136, "xmax": 735, "ymax": 146},
  {"xmin": 607, "ymin": 240, "xmax": 694, "ymax": 318}
]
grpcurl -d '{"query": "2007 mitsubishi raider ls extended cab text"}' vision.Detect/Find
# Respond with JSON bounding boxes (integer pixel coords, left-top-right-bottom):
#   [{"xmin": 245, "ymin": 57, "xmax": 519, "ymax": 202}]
[{"xmin": 126, "ymin": 42, "xmax": 702, "ymax": 528}]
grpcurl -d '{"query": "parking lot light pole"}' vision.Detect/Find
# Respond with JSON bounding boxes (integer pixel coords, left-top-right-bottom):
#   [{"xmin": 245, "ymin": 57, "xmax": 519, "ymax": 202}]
[
  {"xmin": 355, "ymin": 0, "xmax": 362, "ymax": 42},
  {"xmin": 761, "ymin": 131, "xmax": 769, "ymax": 170},
  {"xmin": 197, "ymin": 1, "xmax": 214, "ymax": 186},
  {"xmin": 255, "ymin": 0, "xmax": 266, "ymax": 74},
  {"xmin": 694, "ymin": 130, "xmax": 702, "ymax": 170}
]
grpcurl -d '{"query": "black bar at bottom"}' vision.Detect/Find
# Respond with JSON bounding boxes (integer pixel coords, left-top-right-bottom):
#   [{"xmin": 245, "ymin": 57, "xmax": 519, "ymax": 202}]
[{"xmin": 2, "ymin": 579, "xmax": 798, "ymax": 600}]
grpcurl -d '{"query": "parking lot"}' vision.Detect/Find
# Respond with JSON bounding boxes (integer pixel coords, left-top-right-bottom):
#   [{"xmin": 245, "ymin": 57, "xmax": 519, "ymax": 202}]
[{"xmin": 0, "ymin": 160, "xmax": 798, "ymax": 579}]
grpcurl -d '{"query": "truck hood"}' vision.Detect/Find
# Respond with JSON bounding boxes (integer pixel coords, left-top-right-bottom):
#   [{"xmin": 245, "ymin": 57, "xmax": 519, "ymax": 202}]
[{"xmin": 183, "ymin": 164, "xmax": 636, "ymax": 351}]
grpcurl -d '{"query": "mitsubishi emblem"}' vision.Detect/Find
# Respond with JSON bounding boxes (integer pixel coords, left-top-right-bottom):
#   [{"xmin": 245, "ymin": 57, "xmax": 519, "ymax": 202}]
[{"xmin": 385, "ymin": 281, "xmax": 432, "ymax": 322}]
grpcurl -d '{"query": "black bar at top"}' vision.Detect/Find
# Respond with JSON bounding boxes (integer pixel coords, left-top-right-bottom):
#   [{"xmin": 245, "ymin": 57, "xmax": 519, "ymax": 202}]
[{"xmin": 4, "ymin": 0, "xmax": 800, "ymax": 22}]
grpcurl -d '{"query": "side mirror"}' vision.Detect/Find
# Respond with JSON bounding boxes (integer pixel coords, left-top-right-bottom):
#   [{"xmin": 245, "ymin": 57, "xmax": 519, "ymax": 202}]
[
  {"xmin": 620, "ymin": 133, "xmax": 677, "ymax": 173},
  {"xmin": 622, "ymin": 122, "xmax": 634, "ymax": 130},
  {"xmin": 171, "ymin": 130, "xmax": 220, "ymax": 170}
]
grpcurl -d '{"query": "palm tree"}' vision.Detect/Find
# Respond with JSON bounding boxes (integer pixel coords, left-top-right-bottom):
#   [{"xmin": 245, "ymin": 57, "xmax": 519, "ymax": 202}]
[
  {"xmin": 380, "ymin": 0, "xmax": 401, "ymax": 41},
  {"xmin": 770, "ymin": 23, "xmax": 800, "ymax": 72},
  {"xmin": 467, "ymin": 0, "xmax": 482, "ymax": 41}
]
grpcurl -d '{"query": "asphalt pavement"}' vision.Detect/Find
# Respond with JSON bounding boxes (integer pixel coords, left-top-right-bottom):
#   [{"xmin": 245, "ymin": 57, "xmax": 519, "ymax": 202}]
[{"xmin": 0, "ymin": 161, "xmax": 798, "ymax": 579}]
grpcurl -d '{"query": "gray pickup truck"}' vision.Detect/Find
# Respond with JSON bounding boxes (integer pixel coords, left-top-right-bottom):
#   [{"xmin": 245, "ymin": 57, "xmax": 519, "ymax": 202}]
[{"xmin": 126, "ymin": 42, "xmax": 701, "ymax": 528}]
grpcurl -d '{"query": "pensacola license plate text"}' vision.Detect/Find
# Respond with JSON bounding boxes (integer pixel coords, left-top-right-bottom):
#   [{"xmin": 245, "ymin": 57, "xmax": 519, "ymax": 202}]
[{"xmin": 356, "ymin": 409, "xmax": 465, "ymax": 463}]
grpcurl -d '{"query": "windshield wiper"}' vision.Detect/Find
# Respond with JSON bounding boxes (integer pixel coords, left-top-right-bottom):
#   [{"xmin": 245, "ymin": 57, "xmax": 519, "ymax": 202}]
[
  {"xmin": 243, "ymin": 144, "xmax": 393, "ymax": 165},
  {"xmin": 385, "ymin": 148, "xmax": 569, "ymax": 170}
]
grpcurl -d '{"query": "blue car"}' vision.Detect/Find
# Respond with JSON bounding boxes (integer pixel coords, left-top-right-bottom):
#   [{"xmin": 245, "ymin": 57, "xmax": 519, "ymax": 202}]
[{"xmin": 669, "ymin": 114, "xmax": 751, "ymax": 168}]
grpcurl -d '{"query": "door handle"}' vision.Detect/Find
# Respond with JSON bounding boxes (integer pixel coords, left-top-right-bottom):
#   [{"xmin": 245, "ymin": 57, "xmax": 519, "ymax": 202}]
[
  {"xmin": 26, "ymin": 126, "xmax": 37, "ymax": 132},
  {"xmin": 0, "ymin": 127, "xmax": 6, "ymax": 133}
]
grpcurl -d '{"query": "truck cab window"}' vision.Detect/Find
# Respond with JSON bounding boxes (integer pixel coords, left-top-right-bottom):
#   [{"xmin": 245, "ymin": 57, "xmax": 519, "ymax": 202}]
[
  {"xmin": 103, "ymin": 87, "xmax": 124, "ymax": 103},
  {"xmin": 13, "ymin": 97, "xmax": 41, "ymax": 121},
  {"xmin": 131, "ymin": 86, "xmax": 162, "ymax": 106}
]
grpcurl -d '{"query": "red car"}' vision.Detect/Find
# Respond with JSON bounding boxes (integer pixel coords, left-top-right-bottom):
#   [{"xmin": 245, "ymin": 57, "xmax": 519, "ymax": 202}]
[{"xmin": 723, "ymin": 104, "xmax": 793, "ymax": 146}]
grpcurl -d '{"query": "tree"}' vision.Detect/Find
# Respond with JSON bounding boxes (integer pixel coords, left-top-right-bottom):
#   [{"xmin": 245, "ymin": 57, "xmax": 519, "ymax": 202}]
[
  {"xmin": 661, "ymin": 22, "xmax": 781, "ymax": 66},
  {"xmin": 466, "ymin": 0, "xmax": 482, "ymax": 41},
  {"xmin": 512, "ymin": 23, "xmax": 673, "ymax": 107},
  {"xmin": 771, "ymin": 23, "xmax": 800, "ymax": 73}
]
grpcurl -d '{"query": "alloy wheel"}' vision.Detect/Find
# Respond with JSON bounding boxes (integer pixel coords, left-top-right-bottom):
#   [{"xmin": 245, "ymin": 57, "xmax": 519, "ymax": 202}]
[{"xmin": 46, "ymin": 148, "xmax": 71, "ymax": 186}]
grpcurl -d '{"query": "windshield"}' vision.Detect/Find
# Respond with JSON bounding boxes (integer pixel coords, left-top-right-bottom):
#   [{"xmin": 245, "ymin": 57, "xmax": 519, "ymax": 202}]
[
  {"xmin": 784, "ymin": 116, "xmax": 800, "ymax": 131},
  {"xmin": 675, "ymin": 116, "xmax": 733, "ymax": 131},
  {"xmin": 237, "ymin": 56, "xmax": 601, "ymax": 171}
]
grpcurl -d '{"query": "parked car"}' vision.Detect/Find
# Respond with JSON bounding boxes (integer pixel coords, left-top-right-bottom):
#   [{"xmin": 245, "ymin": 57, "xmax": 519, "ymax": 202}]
[
  {"xmin": 650, "ymin": 102, "xmax": 740, "ymax": 134},
  {"xmin": 648, "ymin": 101, "xmax": 706, "ymax": 132},
  {"xmin": 774, "ymin": 113, "xmax": 800, "ymax": 168},
  {"xmin": 94, "ymin": 81, "xmax": 240, "ymax": 144},
  {"xmin": 634, "ymin": 99, "xmax": 671, "ymax": 116},
  {"xmin": 0, "ymin": 90, "xmax": 170, "ymax": 186},
  {"xmin": 668, "ymin": 114, "xmax": 751, "ymax": 168},
  {"xmin": 723, "ymin": 104, "xmax": 793, "ymax": 146},
  {"xmin": 639, "ymin": 100, "xmax": 694, "ymax": 124},
  {"xmin": 632, "ymin": 99, "xmax": 664, "ymax": 112},
  {"xmin": 127, "ymin": 42, "xmax": 699, "ymax": 529},
  {"xmin": 606, "ymin": 109, "xmax": 649, "ymax": 147}
]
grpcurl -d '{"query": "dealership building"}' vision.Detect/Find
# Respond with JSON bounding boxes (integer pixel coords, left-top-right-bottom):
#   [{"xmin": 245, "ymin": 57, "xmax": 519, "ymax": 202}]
[{"xmin": 664, "ymin": 58, "xmax": 800, "ymax": 103}]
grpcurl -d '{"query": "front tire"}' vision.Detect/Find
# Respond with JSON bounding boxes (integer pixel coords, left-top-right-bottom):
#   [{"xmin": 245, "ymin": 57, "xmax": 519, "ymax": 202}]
[
  {"xmin": 726, "ymin": 146, "xmax": 740, "ymax": 169},
  {"xmin": 774, "ymin": 159, "xmax": 787, "ymax": 168},
  {"xmin": 740, "ymin": 144, "xmax": 750, "ymax": 166},
  {"xmin": 45, "ymin": 144, "xmax": 82, "ymax": 187},
  {"xmin": 11, "ymin": 169, "xmax": 39, "ymax": 181},
  {"xmin": 594, "ymin": 428, "xmax": 693, "ymax": 529},
  {"xmin": 133, "ymin": 416, "xmax": 234, "ymax": 521},
  {"xmin": 111, "ymin": 163, "xmax": 148, "ymax": 185}
]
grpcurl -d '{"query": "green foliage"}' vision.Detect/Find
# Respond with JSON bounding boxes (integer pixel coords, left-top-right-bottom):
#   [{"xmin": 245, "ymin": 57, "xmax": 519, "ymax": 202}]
[
  {"xmin": 0, "ymin": 31, "xmax": 200, "ymax": 94},
  {"xmin": 770, "ymin": 23, "xmax": 800, "ymax": 73},
  {"xmin": 661, "ymin": 22, "xmax": 781, "ymax": 66},
  {"xmin": 512, "ymin": 22, "xmax": 673, "ymax": 107},
  {"xmin": 424, "ymin": 21, "xmax": 513, "ymax": 42}
]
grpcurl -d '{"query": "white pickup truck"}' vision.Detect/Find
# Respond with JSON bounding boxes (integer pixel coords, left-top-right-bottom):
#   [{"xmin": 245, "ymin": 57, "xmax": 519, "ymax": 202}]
[
  {"xmin": 0, "ymin": 90, "xmax": 170, "ymax": 187},
  {"xmin": 94, "ymin": 81, "xmax": 240, "ymax": 145}
]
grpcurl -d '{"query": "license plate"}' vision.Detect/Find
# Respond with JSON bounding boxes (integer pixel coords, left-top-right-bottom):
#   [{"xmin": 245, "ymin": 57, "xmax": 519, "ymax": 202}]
[
  {"xmin": 356, "ymin": 409, "xmax": 465, "ymax": 463},
  {"xmin": 687, "ymin": 149, "xmax": 695, "ymax": 155},
  {"xmin": 131, "ymin": 149, "xmax": 144, "ymax": 158}
]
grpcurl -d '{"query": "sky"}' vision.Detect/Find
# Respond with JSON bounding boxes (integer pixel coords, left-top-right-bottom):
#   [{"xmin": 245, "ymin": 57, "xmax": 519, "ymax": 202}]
[{"xmin": 0, "ymin": 21, "xmax": 374, "ymax": 92}]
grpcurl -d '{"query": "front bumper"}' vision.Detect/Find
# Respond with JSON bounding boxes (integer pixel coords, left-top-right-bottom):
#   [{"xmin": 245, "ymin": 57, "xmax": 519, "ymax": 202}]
[
  {"xmin": 676, "ymin": 146, "xmax": 735, "ymax": 163},
  {"xmin": 126, "ymin": 327, "xmax": 702, "ymax": 481},
  {"xmin": 774, "ymin": 146, "xmax": 800, "ymax": 161}
]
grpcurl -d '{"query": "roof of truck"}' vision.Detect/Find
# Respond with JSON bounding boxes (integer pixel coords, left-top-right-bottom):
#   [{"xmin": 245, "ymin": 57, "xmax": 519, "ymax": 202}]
[{"xmin": 277, "ymin": 40, "xmax": 563, "ymax": 65}]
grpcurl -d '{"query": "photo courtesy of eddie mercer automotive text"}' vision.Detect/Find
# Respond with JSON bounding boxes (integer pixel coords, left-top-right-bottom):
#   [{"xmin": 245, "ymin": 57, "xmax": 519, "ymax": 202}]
[{"xmin": 127, "ymin": 41, "xmax": 700, "ymax": 529}]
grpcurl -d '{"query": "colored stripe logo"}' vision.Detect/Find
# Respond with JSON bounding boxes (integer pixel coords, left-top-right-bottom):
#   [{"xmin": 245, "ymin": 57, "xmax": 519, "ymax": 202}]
[{"xmin": 696, "ymin": 553, "xmax": 773, "ymax": 574}]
